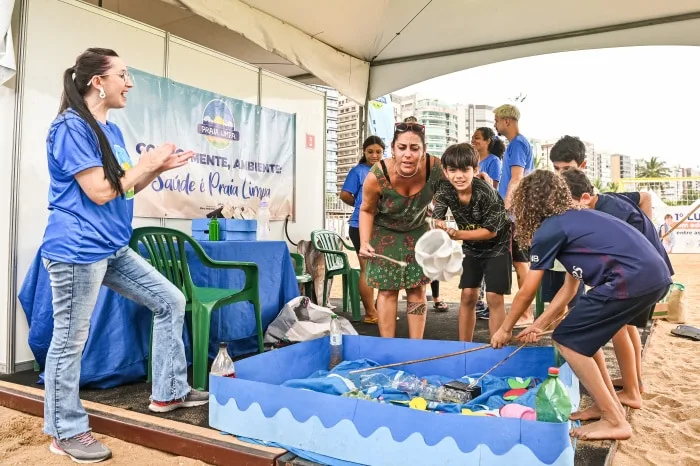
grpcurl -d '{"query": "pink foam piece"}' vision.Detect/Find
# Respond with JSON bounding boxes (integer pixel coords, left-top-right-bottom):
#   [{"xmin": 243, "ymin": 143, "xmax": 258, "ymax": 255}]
[{"xmin": 499, "ymin": 403, "xmax": 536, "ymax": 420}]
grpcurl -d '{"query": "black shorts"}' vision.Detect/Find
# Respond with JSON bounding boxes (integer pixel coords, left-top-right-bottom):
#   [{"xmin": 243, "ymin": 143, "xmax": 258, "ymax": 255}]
[
  {"xmin": 510, "ymin": 222, "xmax": 529, "ymax": 263},
  {"xmin": 541, "ymin": 270, "xmax": 586, "ymax": 308},
  {"xmin": 348, "ymin": 226, "xmax": 360, "ymax": 253},
  {"xmin": 458, "ymin": 253, "xmax": 512, "ymax": 295},
  {"xmin": 552, "ymin": 285, "xmax": 669, "ymax": 357},
  {"xmin": 629, "ymin": 303, "xmax": 656, "ymax": 328}
]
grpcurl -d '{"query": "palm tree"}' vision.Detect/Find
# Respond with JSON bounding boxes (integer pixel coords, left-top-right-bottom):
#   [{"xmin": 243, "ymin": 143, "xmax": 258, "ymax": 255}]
[
  {"xmin": 637, "ymin": 157, "xmax": 671, "ymax": 179},
  {"xmin": 606, "ymin": 181, "xmax": 621, "ymax": 193},
  {"xmin": 592, "ymin": 178, "xmax": 605, "ymax": 192}
]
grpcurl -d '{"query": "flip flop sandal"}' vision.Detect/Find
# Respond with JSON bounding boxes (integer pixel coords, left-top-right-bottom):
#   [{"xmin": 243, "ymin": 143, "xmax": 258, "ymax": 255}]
[
  {"xmin": 363, "ymin": 316, "xmax": 379, "ymax": 324},
  {"xmin": 670, "ymin": 325, "xmax": 700, "ymax": 341},
  {"xmin": 433, "ymin": 301, "xmax": 449, "ymax": 312}
]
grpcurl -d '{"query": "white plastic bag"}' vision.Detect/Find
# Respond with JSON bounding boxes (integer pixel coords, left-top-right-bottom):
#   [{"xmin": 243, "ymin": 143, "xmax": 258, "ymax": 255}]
[{"xmin": 414, "ymin": 229, "xmax": 464, "ymax": 281}]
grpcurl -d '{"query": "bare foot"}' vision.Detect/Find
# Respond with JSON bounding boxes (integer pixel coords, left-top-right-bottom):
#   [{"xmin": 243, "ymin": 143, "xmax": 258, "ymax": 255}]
[
  {"xmin": 611, "ymin": 377, "xmax": 645, "ymax": 394},
  {"xmin": 616, "ymin": 390, "xmax": 642, "ymax": 410},
  {"xmin": 570, "ymin": 418, "xmax": 632, "ymax": 441},
  {"xmin": 570, "ymin": 404, "xmax": 602, "ymax": 421}
]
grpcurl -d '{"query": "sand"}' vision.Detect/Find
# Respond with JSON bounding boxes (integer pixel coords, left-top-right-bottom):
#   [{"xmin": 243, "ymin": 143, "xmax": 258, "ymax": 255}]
[{"xmin": 1, "ymin": 254, "xmax": 698, "ymax": 465}]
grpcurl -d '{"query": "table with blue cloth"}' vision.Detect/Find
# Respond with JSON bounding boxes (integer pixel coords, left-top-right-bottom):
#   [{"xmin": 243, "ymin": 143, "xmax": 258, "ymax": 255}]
[{"xmin": 18, "ymin": 240, "xmax": 299, "ymax": 389}]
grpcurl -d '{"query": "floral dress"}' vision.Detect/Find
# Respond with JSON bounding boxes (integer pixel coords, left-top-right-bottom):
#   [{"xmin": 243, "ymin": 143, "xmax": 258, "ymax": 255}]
[{"xmin": 365, "ymin": 155, "xmax": 443, "ymax": 290}]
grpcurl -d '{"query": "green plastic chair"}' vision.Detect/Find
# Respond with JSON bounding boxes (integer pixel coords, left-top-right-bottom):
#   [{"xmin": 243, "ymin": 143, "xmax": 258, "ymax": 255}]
[
  {"xmin": 129, "ymin": 226, "xmax": 262, "ymax": 391},
  {"xmin": 290, "ymin": 252, "xmax": 314, "ymax": 298},
  {"xmin": 310, "ymin": 230, "xmax": 361, "ymax": 321}
]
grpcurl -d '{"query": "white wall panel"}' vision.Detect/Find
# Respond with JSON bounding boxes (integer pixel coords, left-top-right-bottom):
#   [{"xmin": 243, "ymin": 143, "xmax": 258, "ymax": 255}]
[{"xmin": 260, "ymin": 71, "xmax": 325, "ymax": 246}]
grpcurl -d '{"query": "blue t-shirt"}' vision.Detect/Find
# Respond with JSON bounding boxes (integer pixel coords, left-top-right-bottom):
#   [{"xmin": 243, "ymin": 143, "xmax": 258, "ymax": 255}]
[
  {"xmin": 341, "ymin": 163, "xmax": 371, "ymax": 228},
  {"xmin": 498, "ymin": 134, "xmax": 533, "ymax": 199},
  {"xmin": 529, "ymin": 209, "xmax": 672, "ymax": 299},
  {"xmin": 479, "ymin": 154, "xmax": 502, "ymax": 182},
  {"xmin": 41, "ymin": 110, "xmax": 135, "ymax": 264},
  {"xmin": 595, "ymin": 193, "xmax": 674, "ymax": 276}
]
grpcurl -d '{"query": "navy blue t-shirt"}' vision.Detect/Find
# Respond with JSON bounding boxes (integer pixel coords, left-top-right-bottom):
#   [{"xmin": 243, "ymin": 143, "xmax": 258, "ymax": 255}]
[
  {"xmin": 529, "ymin": 209, "xmax": 672, "ymax": 299},
  {"xmin": 595, "ymin": 193, "xmax": 674, "ymax": 276}
]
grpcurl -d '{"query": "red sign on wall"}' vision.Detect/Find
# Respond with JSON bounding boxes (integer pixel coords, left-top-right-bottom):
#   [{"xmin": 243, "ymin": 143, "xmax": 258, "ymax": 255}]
[{"xmin": 305, "ymin": 134, "xmax": 315, "ymax": 149}]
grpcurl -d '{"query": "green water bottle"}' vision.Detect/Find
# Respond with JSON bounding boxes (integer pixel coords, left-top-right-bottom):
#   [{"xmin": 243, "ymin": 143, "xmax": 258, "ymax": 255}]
[
  {"xmin": 208, "ymin": 217, "xmax": 220, "ymax": 241},
  {"xmin": 535, "ymin": 367, "xmax": 572, "ymax": 422}
]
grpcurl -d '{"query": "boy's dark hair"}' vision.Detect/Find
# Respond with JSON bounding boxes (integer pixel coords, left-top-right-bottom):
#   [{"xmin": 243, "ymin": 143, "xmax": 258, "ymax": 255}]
[
  {"xmin": 441, "ymin": 143, "xmax": 479, "ymax": 171},
  {"xmin": 550, "ymin": 135, "xmax": 587, "ymax": 166},
  {"xmin": 560, "ymin": 168, "xmax": 594, "ymax": 200}
]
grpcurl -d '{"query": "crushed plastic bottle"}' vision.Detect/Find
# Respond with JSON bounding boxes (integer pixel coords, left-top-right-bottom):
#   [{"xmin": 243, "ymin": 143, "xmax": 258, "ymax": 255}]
[
  {"xmin": 360, "ymin": 372, "xmax": 470, "ymax": 404},
  {"xmin": 210, "ymin": 342, "xmax": 236, "ymax": 378},
  {"xmin": 535, "ymin": 367, "xmax": 572, "ymax": 422}
]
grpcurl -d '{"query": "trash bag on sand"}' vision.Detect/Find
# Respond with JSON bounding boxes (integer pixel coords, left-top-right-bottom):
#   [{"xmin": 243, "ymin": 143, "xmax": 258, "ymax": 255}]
[{"xmin": 264, "ymin": 296, "xmax": 358, "ymax": 346}]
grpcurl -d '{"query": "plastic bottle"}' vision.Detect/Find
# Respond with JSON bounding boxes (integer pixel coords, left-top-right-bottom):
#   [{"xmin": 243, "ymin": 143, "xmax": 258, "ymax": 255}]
[
  {"xmin": 256, "ymin": 201, "xmax": 270, "ymax": 240},
  {"xmin": 535, "ymin": 367, "xmax": 572, "ymax": 422},
  {"xmin": 329, "ymin": 314, "xmax": 343, "ymax": 370},
  {"xmin": 208, "ymin": 217, "xmax": 220, "ymax": 241},
  {"xmin": 360, "ymin": 372, "xmax": 470, "ymax": 404},
  {"xmin": 210, "ymin": 342, "xmax": 236, "ymax": 378}
]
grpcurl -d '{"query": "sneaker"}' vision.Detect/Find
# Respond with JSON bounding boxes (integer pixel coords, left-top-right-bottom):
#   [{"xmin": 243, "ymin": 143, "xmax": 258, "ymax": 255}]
[
  {"xmin": 475, "ymin": 301, "xmax": 486, "ymax": 312},
  {"xmin": 148, "ymin": 388, "xmax": 209, "ymax": 413},
  {"xmin": 476, "ymin": 308, "xmax": 490, "ymax": 320},
  {"xmin": 49, "ymin": 432, "xmax": 112, "ymax": 463}
]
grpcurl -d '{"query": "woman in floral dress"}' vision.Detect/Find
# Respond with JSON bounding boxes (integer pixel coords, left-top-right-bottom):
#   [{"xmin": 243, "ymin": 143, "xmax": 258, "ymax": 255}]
[{"xmin": 358, "ymin": 122, "xmax": 444, "ymax": 338}]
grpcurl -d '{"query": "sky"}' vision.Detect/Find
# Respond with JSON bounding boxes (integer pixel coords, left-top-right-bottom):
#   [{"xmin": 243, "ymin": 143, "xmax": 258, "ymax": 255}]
[{"xmin": 393, "ymin": 46, "xmax": 700, "ymax": 167}]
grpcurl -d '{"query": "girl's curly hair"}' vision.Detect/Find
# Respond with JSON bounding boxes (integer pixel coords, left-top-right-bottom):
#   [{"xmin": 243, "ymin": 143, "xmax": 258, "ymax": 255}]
[{"xmin": 511, "ymin": 169, "xmax": 578, "ymax": 247}]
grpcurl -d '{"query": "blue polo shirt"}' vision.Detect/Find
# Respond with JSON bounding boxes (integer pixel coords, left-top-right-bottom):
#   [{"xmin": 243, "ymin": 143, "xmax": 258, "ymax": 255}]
[
  {"xmin": 498, "ymin": 134, "xmax": 533, "ymax": 199},
  {"xmin": 41, "ymin": 110, "xmax": 135, "ymax": 264},
  {"xmin": 529, "ymin": 209, "xmax": 672, "ymax": 299},
  {"xmin": 479, "ymin": 154, "xmax": 502, "ymax": 182},
  {"xmin": 341, "ymin": 163, "xmax": 371, "ymax": 228},
  {"xmin": 595, "ymin": 193, "xmax": 674, "ymax": 276}
]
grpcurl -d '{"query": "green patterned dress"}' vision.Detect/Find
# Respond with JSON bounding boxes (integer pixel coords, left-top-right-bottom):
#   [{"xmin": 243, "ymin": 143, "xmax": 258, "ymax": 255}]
[{"xmin": 365, "ymin": 155, "xmax": 444, "ymax": 291}]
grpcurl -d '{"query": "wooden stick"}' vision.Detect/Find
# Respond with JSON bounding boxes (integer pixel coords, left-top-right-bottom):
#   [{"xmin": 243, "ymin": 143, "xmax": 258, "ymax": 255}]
[
  {"xmin": 468, "ymin": 330, "xmax": 554, "ymax": 388},
  {"xmin": 373, "ymin": 253, "xmax": 407, "ymax": 268},
  {"xmin": 348, "ymin": 344, "xmax": 492, "ymax": 374},
  {"xmin": 661, "ymin": 202, "xmax": 700, "ymax": 239}
]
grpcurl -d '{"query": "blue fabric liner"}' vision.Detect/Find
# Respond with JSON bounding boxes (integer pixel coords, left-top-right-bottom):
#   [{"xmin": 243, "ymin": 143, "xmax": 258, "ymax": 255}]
[
  {"xmin": 235, "ymin": 358, "xmax": 544, "ymax": 465},
  {"xmin": 18, "ymin": 240, "xmax": 299, "ymax": 388}
]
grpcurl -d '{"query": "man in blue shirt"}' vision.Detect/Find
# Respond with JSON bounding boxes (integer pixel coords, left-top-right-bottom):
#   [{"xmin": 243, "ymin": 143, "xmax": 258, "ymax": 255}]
[
  {"xmin": 493, "ymin": 104, "xmax": 534, "ymax": 326},
  {"xmin": 492, "ymin": 170, "xmax": 671, "ymax": 441},
  {"xmin": 562, "ymin": 168, "xmax": 674, "ymax": 417}
]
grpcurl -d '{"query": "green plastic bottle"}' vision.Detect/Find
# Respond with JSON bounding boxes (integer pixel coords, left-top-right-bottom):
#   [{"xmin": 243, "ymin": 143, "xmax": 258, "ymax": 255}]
[
  {"xmin": 208, "ymin": 217, "xmax": 220, "ymax": 241},
  {"xmin": 535, "ymin": 367, "xmax": 572, "ymax": 423}
]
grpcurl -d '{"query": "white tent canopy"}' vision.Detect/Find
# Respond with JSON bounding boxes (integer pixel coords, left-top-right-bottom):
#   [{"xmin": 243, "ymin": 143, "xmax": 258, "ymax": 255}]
[{"xmin": 89, "ymin": 0, "xmax": 700, "ymax": 103}]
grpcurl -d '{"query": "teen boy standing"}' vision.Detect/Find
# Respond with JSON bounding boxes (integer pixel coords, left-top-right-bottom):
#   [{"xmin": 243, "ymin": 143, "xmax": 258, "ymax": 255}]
[{"xmin": 433, "ymin": 143, "xmax": 511, "ymax": 341}]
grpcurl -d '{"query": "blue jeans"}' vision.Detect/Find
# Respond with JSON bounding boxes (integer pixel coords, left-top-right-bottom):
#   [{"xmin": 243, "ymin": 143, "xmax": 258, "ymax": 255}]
[{"xmin": 42, "ymin": 246, "xmax": 190, "ymax": 439}]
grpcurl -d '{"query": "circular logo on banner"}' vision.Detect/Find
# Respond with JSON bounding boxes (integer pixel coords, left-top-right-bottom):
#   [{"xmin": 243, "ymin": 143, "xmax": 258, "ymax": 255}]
[{"xmin": 197, "ymin": 99, "xmax": 240, "ymax": 150}]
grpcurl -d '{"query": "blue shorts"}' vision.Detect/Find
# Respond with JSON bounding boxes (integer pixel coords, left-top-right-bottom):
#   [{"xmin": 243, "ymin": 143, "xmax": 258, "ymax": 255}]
[
  {"xmin": 541, "ymin": 270, "xmax": 585, "ymax": 308},
  {"xmin": 552, "ymin": 285, "xmax": 669, "ymax": 357}
]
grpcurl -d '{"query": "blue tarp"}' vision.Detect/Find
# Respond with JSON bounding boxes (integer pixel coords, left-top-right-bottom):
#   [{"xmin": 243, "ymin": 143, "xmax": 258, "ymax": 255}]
[
  {"xmin": 18, "ymin": 240, "xmax": 299, "ymax": 388},
  {"xmin": 237, "ymin": 357, "xmax": 545, "ymax": 465}
]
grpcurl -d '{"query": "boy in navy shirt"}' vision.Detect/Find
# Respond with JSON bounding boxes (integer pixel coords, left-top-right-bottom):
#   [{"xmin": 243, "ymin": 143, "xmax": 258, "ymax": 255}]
[
  {"xmin": 491, "ymin": 170, "xmax": 671, "ymax": 441},
  {"xmin": 433, "ymin": 143, "xmax": 511, "ymax": 341},
  {"xmin": 561, "ymin": 169, "xmax": 673, "ymax": 413}
]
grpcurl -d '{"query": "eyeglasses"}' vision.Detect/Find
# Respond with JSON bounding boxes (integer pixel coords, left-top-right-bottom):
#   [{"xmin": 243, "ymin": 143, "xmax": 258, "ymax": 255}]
[
  {"xmin": 100, "ymin": 70, "xmax": 131, "ymax": 83},
  {"xmin": 394, "ymin": 122, "xmax": 425, "ymax": 134}
]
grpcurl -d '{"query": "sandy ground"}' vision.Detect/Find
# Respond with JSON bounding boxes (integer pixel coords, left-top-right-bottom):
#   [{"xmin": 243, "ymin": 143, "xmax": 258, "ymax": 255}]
[{"xmin": 1, "ymin": 254, "xmax": 698, "ymax": 465}]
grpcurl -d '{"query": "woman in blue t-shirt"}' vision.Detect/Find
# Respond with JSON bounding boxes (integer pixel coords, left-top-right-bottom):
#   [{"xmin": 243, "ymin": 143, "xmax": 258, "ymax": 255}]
[
  {"xmin": 340, "ymin": 135, "xmax": 384, "ymax": 323},
  {"xmin": 471, "ymin": 126, "xmax": 505, "ymax": 190},
  {"xmin": 40, "ymin": 49, "xmax": 204, "ymax": 463}
]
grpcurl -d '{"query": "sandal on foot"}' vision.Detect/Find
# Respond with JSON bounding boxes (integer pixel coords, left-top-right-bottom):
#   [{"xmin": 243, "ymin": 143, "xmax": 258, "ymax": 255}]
[
  {"xmin": 433, "ymin": 301, "xmax": 449, "ymax": 312},
  {"xmin": 363, "ymin": 316, "xmax": 379, "ymax": 324}
]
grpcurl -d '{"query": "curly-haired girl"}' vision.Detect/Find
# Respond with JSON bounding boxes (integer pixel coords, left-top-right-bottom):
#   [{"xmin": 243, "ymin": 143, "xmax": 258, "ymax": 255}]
[{"xmin": 491, "ymin": 170, "xmax": 671, "ymax": 442}]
